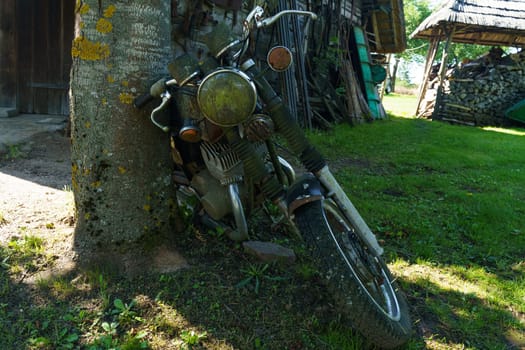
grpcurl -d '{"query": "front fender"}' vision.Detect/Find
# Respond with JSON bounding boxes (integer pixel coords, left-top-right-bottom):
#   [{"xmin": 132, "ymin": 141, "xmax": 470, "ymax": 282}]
[{"xmin": 286, "ymin": 173, "xmax": 323, "ymax": 214}]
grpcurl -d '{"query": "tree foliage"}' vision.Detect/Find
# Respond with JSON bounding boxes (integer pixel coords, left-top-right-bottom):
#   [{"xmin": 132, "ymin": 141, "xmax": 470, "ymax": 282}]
[{"xmin": 401, "ymin": 0, "xmax": 434, "ymax": 63}]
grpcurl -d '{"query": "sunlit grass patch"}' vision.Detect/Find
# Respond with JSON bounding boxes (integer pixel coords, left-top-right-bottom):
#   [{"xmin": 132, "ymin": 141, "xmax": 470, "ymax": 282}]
[
  {"xmin": 3, "ymin": 235, "xmax": 56, "ymax": 275},
  {"xmin": 391, "ymin": 259, "xmax": 525, "ymax": 349},
  {"xmin": 382, "ymin": 93, "xmax": 418, "ymax": 118},
  {"xmin": 310, "ymin": 117, "xmax": 525, "ymax": 348},
  {"xmin": 482, "ymin": 126, "xmax": 525, "ymax": 136},
  {"xmin": 36, "ymin": 275, "xmax": 79, "ymax": 300}
]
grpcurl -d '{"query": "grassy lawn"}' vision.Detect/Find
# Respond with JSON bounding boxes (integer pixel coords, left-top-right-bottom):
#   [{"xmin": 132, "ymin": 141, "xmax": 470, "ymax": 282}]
[
  {"xmin": 307, "ymin": 105, "xmax": 525, "ymax": 349},
  {"xmin": 1, "ymin": 99, "xmax": 524, "ymax": 349},
  {"xmin": 382, "ymin": 93, "xmax": 418, "ymax": 118}
]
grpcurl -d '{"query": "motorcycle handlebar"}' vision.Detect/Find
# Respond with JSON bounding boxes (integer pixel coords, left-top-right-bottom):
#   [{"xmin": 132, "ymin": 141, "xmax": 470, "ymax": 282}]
[
  {"xmin": 234, "ymin": 6, "xmax": 316, "ymax": 60},
  {"xmin": 133, "ymin": 78, "xmax": 169, "ymax": 109},
  {"xmin": 133, "ymin": 92, "xmax": 155, "ymax": 109},
  {"xmin": 255, "ymin": 10, "xmax": 317, "ymax": 28},
  {"xmin": 133, "ymin": 78, "xmax": 175, "ymax": 132}
]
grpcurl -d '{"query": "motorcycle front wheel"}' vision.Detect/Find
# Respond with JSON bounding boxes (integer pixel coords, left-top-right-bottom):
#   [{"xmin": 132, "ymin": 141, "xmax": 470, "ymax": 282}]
[{"xmin": 293, "ymin": 198, "xmax": 412, "ymax": 349}]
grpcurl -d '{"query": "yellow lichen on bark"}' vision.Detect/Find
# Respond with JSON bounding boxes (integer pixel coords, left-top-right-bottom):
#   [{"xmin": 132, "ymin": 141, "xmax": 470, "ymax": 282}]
[
  {"xmin": 72, "ymin": 36, "xmax": 110, "ymax": 61},
  {"xmin": 104, "ymin": 4, "xmax": 117, "ymax": 18},
  {"xmin": 75, "ymin": 0, "xmax": 90, "ymax": 14},
  {"xmin": 119, "ymin": 92, "xmax": 134, "ymax": 105},
  {"xmin": 91, "ymin": 181, "xmax": 102, "ymax": 189},
  {"xmin": 71, "ymin": 164, "xmax": 79, "ymax": 191},
  {"xmin": 96, "ymin": 18, "xmax": 113, "ymax": 34}
]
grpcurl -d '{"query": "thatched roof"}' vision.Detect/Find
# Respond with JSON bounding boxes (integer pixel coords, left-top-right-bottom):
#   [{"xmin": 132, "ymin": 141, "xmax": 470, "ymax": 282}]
[{"xmin": 411, "ymin": 0, "xmax": 525, "ymax": 47}]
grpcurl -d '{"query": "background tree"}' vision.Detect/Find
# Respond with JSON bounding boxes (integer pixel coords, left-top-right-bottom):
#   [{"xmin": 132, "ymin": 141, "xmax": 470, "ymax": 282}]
[
  {"xmin": 70, "ymin": 1, "xmax": 179, "ymax": 266},
  {"xmin": 402, "ymin": 0, "xmax": 434, "ymax": 61},
  {"xmin": 384, "ymin": 0, "xmax": 433, "ymax": 91}
]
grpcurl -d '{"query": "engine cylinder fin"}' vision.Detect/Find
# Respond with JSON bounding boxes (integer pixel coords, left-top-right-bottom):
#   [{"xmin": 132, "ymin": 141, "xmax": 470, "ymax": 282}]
[{"xmin": 200, "ymin": 140, "xmax": 244, "ymax": 184}]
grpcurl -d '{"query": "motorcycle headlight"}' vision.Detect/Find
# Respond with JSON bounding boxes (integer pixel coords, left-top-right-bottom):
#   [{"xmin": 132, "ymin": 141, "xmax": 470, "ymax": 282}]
[{"xmin": 197, "ymin": 69, "xmax": 257, "ymax": 127}]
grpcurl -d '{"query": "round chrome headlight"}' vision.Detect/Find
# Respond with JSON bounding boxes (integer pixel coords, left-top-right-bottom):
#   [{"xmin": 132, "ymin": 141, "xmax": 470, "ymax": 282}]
[{"xmin": 197, "ymin": 69, "xmax": 257, "ymax": 127}]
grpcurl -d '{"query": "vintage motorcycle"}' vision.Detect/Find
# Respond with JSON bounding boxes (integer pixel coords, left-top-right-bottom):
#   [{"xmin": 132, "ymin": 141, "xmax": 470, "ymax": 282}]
[{"xmin": 134, "ymin": 5, "xmax": 412, "ymax": 348}]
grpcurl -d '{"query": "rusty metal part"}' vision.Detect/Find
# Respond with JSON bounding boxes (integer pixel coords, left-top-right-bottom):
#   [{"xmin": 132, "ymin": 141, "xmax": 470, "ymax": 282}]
[{"xmin": 244, "ymin": 114, "xmax": 275, "ymax": 142}]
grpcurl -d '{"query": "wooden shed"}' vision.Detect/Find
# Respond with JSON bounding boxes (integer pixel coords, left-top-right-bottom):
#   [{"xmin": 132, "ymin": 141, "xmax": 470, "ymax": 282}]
[
  {"xmin": 365, "ymin": 0, "xmax": 406, "ymax": 53},
  {"xmin": 411, "ymin": 0, "xmax": 525, "ymax": 123},
  {"xmin": 0, "ymin": 0, "xmax": 74, "ymax": 117},
  {"xmin": 302, "ymin": 0, "xmax": 406, "ymax": 124}
]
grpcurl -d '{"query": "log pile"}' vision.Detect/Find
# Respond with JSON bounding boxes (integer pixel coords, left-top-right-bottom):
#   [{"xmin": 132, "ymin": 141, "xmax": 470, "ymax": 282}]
[{"xmin": 424, "ymin": 49, "xmax": 525, "ymax": 126}]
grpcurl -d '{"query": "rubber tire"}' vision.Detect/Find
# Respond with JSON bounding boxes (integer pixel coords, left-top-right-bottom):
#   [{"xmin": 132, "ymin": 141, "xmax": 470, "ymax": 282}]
[{"xmin": 293, "ymin": 199, "xmax": 412, "ymax": 349}]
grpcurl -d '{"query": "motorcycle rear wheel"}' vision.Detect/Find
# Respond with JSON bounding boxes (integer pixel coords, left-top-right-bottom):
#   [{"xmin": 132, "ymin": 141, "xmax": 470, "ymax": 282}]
[{"xmin": 293, "ymin": 199, "xmax": 412, "ymax": 349}]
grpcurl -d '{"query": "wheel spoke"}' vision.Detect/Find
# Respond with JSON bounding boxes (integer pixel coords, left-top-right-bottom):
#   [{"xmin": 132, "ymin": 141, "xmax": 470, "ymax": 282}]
[
  {"xmin": 292, "ymin": 198, "xmax": 412, "ymax": 347},
  {"xmin": 323, "ymin": 199, "xmax": 401, "ymax": 321}
]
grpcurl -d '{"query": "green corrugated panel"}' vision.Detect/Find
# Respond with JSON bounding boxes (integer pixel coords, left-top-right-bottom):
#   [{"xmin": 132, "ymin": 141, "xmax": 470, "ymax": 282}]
[
  {"xmin": 354, "ymin": 26, "xmax": 384, "ymax": 119},
  {"xmin": 505, "ymin": 99, "xmax": 525, "ymax": 123}
]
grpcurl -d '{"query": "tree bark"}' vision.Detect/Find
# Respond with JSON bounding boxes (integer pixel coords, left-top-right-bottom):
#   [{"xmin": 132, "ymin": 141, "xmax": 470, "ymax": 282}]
[
  {"xmin": 391, "ymin": 56, "xmax": 400, "ymax": 93},
  {"xmin": 70, "ymin": 0, "xmax": 178, "ymax": 265}
]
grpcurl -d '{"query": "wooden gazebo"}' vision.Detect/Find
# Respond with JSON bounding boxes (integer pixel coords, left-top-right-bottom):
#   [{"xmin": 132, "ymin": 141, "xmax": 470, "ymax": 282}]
[{"xmin": 411, "ymin": 0, "xmax": 525, "ymax": 119}]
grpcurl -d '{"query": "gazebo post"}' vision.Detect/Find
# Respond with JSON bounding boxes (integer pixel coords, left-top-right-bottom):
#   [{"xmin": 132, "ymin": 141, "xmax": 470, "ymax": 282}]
[
  {"xmin": 432, "ymin": 24, "xmax": 456, "ymax": 120},
  {"xmin": 415, "ymin": 32, "xmax": 440, "ymax": 117}
]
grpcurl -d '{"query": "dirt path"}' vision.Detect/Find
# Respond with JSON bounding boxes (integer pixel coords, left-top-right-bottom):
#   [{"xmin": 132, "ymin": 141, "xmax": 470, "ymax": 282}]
[
  {"xmin": 0, "ymin": 131, "xmax": 76, "ymax": 275},
  {"xmin": 0, "ymin": 130, "xmax": 187, "ymax": 277}
]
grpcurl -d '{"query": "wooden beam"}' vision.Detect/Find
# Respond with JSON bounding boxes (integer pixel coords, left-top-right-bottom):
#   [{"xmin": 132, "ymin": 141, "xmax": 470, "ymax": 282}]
[
  {"xmin": 415, "ymin": 32, "xmax": 440, "ymax": 117},
  {"xmin": 432, "ymin": 24, "xmax": 457, "ymax": 121}
]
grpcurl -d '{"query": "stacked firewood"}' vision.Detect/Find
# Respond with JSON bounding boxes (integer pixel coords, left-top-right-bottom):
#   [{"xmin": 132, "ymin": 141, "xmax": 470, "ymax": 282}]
[{"xmin": 435, "ymin": 49, "xmax": 525, "ymax": 126}]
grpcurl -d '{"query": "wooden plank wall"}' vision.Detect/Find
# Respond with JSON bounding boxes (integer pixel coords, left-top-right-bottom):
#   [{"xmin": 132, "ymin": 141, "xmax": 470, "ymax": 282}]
[
  {"xmin": 16, "ymin": 0, "xmax": 74, "ymax": 115},
  {"xmin": 341, "ymin": 0, "xmax": 362, "ymax": 24},
  {"xmin": 0, "ymin": 0, "xmax": 17, "ymax": 108}
]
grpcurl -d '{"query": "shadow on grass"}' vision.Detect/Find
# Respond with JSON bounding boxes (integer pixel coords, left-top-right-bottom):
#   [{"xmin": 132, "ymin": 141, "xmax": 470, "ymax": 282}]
[
  {"xmin": 0, "ymin": 230, "xmax": 377, "ymax": 349},
  {"xmin": 404, "ymin": 276, "xmax": 525, "ymax": 349},
  {"xmin": 2, "ymin": 221, "xmax": 524, "ymax": 349}
]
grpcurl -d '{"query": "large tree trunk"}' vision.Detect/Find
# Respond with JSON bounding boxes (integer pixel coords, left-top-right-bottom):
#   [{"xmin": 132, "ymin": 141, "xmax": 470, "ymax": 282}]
[{"xmin": 70, "ymin": 1, "xmax": 179, "ymax": 267}]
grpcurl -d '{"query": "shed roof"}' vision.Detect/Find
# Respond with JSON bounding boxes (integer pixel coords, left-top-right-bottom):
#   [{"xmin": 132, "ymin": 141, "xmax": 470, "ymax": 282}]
[
  {"xmin": 411, "ymin": 0, "xmax": 525, "ymax": 47},
  {"xmin": 365, "ymin": 0, "xmax": 407, "ymax": 53}
]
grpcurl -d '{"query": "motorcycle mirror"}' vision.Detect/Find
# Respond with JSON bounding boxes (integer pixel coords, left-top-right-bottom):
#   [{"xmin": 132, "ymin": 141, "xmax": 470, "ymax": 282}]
[{"xmin": 267, "ymin": 46, "xmax": 293, "ymax": 72}]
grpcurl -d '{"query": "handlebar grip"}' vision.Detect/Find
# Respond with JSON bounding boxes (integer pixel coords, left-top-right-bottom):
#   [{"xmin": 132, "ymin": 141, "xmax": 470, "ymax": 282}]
[
  {"xmin": 134, "ymin": 78, "xmax": 168, "ymax": 108},
  {"xmin": 133, "ymin": 92, "xmax": 155, "ymax": 109}
]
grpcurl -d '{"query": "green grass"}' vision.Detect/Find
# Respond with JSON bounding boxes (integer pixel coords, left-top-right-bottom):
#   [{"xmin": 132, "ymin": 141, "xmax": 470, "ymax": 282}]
[
  {"xmin": 2, "ymin": 144, "xmax": 27, "ymax": 160},
  {"xmin": 1, "ymin": 106, "xmax": 524, "ymax": 349},
  {"xmin": 382, "ymin": 93, "xmax": 418, "ymax": 118},
  {"xmin": 308, "ymin": 116, "xmax": 525, "ymax": 349}
]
